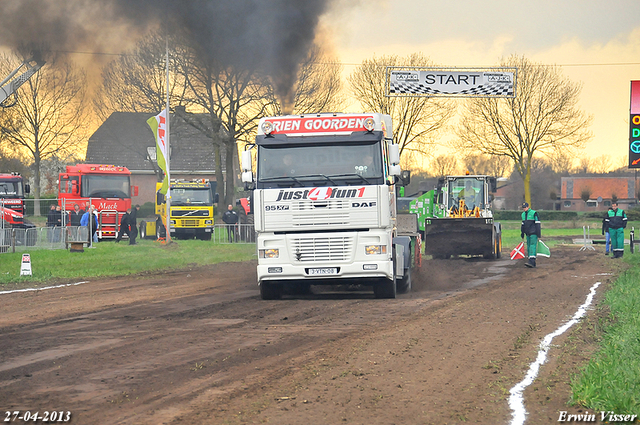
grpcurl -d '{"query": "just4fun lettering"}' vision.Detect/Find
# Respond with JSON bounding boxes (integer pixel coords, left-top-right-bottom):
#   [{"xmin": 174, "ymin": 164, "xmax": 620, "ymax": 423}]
[
  {"xmin": 275, "ymin": 187, "xmax": 366, "ymax": 202},
  {"xmin": 557, "ymin": 411, "xmax": 638, "ymax": 422}
]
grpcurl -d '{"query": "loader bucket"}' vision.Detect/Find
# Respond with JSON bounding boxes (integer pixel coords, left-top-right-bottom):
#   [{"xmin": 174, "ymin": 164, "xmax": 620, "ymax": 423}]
[{"xmin": 424, "ymin": 217, "xmax": 495, "ymax": 258}]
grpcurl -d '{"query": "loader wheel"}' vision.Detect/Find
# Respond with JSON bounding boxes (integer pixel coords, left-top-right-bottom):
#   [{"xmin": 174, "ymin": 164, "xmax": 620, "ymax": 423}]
[
  {"xmin": 260, "ymin": 281, "xmax": 282, "ymax": 300},
  {"xmin": 397, "ymin": 268, "xmax": 412, "ymax": 294},
  {"xmin": 496, "ymin": 234, "xmax": 502, "ymax": 259}
]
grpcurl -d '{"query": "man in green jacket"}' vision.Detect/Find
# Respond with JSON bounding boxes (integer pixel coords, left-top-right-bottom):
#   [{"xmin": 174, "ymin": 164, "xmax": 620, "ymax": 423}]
[
  {"xmin": 521, "ymin": 202, "xmax": 541, "ymax": 268},
  {"xmin": 605, "ymin": 201, "xmax": 627, "ymax": 258}
]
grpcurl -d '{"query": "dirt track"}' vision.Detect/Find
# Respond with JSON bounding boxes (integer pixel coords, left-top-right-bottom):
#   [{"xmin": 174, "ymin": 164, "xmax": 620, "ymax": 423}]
[{"xmin": 0, "ymin": 246, "xmax": 622, "ymax": 424}]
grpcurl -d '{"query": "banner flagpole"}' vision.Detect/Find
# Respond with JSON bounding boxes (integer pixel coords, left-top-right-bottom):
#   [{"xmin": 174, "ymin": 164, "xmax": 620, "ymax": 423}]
[{"xmin": 165, "ymin": 36, "xmax": 172, "ymax": 243}]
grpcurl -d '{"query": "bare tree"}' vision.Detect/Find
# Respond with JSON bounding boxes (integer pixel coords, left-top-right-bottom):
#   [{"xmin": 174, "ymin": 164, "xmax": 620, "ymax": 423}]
[
  {"xmin": 457, "ymin": 55, "xmax": 592, "ymax": 207},
  {"xmin": 348, "ymin": 53, "xmax": 455, "ymax": 158},
  {"xmin": 463, "ymin": 153, "xmax": 513, "ymax": 178},
  {"xmin": 291, "ymin": 46, "xmax": 345, "ymax": 115},
  {"xmin": 175, "ymin": 39, "xmax": 276, "ymax": 207},
  {"xmin": 93, "ymin": 32, "xmax": 190, "ymax": 120},
  {"xmin": 548, "ymin": 147, "xmax": 575, "ymax": 174},
  {"xmin": 0, "ymin": 50, "xmax": 86, "ymax": 214},
  {"xmin": 431, "ymin": 154, "xmax": 459, "ymax": 178}
]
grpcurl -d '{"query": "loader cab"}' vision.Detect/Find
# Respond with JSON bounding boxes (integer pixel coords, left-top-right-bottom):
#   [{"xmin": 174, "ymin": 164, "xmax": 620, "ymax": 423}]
[{"xmin": 439, "ymin": 175, "xmax": 495, "ymax": 217}]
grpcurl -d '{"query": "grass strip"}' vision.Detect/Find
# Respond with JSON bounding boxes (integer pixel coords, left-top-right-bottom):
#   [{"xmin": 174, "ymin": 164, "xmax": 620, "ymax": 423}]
[
  {"xmin": 570, "ymin": 253, "xmax": 640, "ymax": 414},
  {"xmin": 0, "ymin": 239, "xmax": 256, "ymax": 285}
]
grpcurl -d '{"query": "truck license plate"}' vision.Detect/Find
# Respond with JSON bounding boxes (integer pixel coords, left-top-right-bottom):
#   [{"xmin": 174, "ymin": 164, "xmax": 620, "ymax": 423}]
[{"xmin": 308, "ymin": 268, "xmax": 337, "ymax": 275}]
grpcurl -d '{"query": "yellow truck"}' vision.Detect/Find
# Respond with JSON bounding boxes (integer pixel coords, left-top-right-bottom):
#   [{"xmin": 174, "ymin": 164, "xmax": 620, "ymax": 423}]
[{"xmin": 139, "ymin": 179, "xmax": 215, "ymax": 240}]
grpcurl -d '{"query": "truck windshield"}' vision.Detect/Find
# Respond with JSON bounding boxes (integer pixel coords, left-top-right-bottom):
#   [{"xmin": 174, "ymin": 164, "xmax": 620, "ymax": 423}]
[
  {"xmin": 82, "ymin": 175, "xmax": 131, "ymax": 199},
  {"xmin": 0, "ymin": 181, "xmax": 22, "ymax": 198},
  {"xmin": 171, "ymin": 188, "xmax": 212, "ymax": 205},
  {"xmin": 257, "ymin": 142, "xmax": 383, "ymax": 188},
  {"xmin": 448, "ymin": 177, "xmax": 485, "ymax": 210}
]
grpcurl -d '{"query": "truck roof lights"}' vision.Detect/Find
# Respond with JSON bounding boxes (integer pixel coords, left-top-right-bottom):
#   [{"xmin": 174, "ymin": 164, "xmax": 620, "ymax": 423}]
[
  {"xmin": 261, "ymin": 121, "xmax": 274, "ymax": 135},
  {"xmin": 363, "ymin": 118, "xmax": 375, "ymax": 132}
]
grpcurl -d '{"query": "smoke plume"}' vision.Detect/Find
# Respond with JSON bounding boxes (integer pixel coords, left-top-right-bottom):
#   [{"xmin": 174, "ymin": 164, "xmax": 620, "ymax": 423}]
[{"xmin": 0, "ymin": 0, "xmax": 332, "ymax": 111}]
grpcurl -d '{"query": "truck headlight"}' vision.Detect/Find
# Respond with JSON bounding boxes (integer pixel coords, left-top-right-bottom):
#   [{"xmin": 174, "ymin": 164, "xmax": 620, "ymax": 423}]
[
  {"xmin": 259, "ymin": 249, "xmax": 279, "ymax": 259},
  {"xmin": 365, "ymin": 245, "xmax": 386, "ymax": 255},
  {"xmin": 205, "ymin": 220, "xmax": 212, "ymax": 224},
  {"xmin": 170, "ymin": 220, "xmax": 176, "ymax": 225}
]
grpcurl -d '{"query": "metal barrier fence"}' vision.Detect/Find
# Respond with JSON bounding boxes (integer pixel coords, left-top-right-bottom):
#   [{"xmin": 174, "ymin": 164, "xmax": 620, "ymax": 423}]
[
  {"xmin": 0, "ymin": 226, "xmax": 68, "ymax": 253},
  {"xmin": 212, "ymin": 224, "xmax": 255, "ymax": 244}
]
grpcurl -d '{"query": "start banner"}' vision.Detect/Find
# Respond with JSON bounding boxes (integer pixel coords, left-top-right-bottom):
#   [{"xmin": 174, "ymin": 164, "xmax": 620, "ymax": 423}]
[{"xmin": 387, "ymin": 67, "xmax": 516, "ymax": 98}]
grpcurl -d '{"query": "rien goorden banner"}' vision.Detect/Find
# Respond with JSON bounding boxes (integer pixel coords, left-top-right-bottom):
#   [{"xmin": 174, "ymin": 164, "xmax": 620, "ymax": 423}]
[{"xmin": 630, "ymin": 81, "xmax": 640, "ymax": 168}]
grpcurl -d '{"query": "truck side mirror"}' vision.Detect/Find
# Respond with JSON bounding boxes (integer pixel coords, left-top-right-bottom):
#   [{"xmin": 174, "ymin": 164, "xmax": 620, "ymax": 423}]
[
  {"xmin": 241, "ymin": 171, "xmax": 253, "ymax": 183},
  {"xmin": 24, "ymin": 184, "xmax": 30, "ymax": 194},
  {"xmin": 241, "ymin": 150, "xmax": 252, "ymax": 172},
  {"xmin": 214, "ymin": 193, "xmax": 220, "ymax": 204},
  {"xmin": 489, "ymin": 177, "xmax": 497, "ymax": 193},
  {"xmin": 132, "ymin": 186, "xmax": 139, "ymax": 197},
  {"xmin": 157, "ymin": 191, "xmax": 165, "ymax": 205},
  {"xmin": 389, "ymin": 144, "xmax": 400, "ymax": 165}
]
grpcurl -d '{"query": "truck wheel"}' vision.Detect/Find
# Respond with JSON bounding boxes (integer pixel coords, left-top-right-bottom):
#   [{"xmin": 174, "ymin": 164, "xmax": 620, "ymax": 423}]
[
  {"xmin": 496, "ymin": 234, "xmax": 502, "ymax": 259},
  {"xmin": 139, "ymin": 221, "xmax": 147, "ymax": 239},
  {"xmin": 397, "ymin": 268, "xmax": 412, "ymax": 294},
  {"xmin": 156, "ymin": 221, "xmax": 166, "ymax": 239},
  {"xmin": 374, "ymin": 277, "xmax": 397, "ymax": 299},
  {"xmin": 260, "ymin": 281, "xmax": 282, "ymax": 300}
]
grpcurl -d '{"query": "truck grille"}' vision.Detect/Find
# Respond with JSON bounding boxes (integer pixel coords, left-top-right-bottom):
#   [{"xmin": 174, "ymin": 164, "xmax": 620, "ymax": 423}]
[
  {"xmin": 290, "ymin": 235, "xmax": 354, "ymax": 262},
  {"xmin": 181, "ymin": 219, "xmax": 198, "ymax": 227},
  {"xmin": 172, "ymin": 209, "xmax": 209, "ymax": 217}
]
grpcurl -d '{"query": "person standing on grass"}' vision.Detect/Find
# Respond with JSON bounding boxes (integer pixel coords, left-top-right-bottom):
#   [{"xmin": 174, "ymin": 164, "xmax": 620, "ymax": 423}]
[
  {"xmin": 521, "ymin": 202, "xmax": 541, "ymax": 268},
  {"xmin": 605, "ymin": 201, "xmax": 627, "ymax": 259},
  {"xmin": 81, "ymin": 205, "xmax": 99, "ymax": 243},
  {"xmin": 129, "ymin": 205, "xmax": 140, "ymax": 245},
  {"xmin": 115, "ymin": 207, "xmax": 132, "ymax": 243},
  {"xmin": 222, "ymin": 204, "xmax": 238, "ymax": 243},
  {"xmin": 69, "ymin": 203, "xmax": 83, "ymax": 226},
  {"xmin": 602, "ymin": 206, "xmax": 613, "ymax": 256}
]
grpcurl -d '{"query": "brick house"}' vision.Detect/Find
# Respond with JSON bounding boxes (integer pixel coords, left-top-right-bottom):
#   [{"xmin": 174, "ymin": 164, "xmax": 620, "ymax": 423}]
[
  {"xmin": 560, "ymin": 176, "xmax": 637, "ymax": 212},
  {"xmin": 85, "ymin": 112, "xmax": 224, "ymax": 206}
]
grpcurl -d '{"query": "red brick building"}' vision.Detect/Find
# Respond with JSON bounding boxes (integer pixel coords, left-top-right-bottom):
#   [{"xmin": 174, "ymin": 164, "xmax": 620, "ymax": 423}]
[{"xmin": 560, "ymin": 176, "xmax": 637, "ymax": 211}]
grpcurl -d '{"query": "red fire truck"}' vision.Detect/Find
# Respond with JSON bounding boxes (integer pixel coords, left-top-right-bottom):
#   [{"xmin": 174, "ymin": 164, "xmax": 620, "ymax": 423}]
[
  {"xmin": 0, "ymin": 172, "xmax": 32, "ymax": 228},
  {"xmin": 58, "ymin": 164, "xmax": 137, "ymax": 240}
]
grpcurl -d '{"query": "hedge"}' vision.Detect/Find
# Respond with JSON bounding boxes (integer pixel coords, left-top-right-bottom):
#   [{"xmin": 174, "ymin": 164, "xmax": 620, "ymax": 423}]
[{"xmin": 493, "ymin": 210, "xmax": 579, "ymax": 221}]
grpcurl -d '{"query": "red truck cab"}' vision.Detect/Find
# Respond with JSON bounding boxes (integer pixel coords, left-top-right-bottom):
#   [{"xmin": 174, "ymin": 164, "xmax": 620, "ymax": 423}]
[{"xmin": 58, "ymin": 164, "xmax": 137, "ymax": 239}]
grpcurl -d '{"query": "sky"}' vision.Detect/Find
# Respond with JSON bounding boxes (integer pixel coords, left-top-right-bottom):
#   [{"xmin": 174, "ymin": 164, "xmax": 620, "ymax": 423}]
[{"xmin": 321, "ymin": 0, "xmax": 640, "ymax": 167}]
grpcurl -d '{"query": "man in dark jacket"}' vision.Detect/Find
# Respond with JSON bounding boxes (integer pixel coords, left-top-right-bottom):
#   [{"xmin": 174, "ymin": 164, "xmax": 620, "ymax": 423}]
[
  {"xmin": 521, "ymin": 202, "xmax": 541, "ymax": 268},
  {"xmin": 605, "ymin": 202, "xmax": 627, "ymax": 258},
  {"xmin": 116, "ymin": 208, "xmax": 132, "ymax": 243},
  {"xmin": 222, "ymin": 204, "xmax": 238, "ymax": 242},
  {"xmin": 129, "ymin": 205, "xmax": 139, "ymax": 245},
  {"xmin": 69, "ymin": 203, "xmax": 83, "ymax": 226}
]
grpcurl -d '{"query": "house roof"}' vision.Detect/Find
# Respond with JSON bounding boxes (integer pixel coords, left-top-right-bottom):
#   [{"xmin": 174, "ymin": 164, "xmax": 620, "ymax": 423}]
[
  {"xmin": 561, "ymin": 177, "xmax": 636, "ymax": 200},
  {"xmin": 85, "ymin": 112, "xmax": 221, "ymax": 173}
]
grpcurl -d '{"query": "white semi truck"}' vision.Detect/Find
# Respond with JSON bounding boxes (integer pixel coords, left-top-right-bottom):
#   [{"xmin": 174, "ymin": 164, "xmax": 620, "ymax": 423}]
[{"xmin": 241, "ymin": 113, "xmax": 419, "ymax": 300}]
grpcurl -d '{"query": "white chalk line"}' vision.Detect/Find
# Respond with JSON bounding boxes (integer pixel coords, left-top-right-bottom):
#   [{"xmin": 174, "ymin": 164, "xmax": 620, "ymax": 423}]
[
  {"xmin": 508, "ymin": 281, "xmax": 601, "ymax": 425},
  {"xmin": 0, "ymin": 281, "xmax": 89, "ymax": 295}
]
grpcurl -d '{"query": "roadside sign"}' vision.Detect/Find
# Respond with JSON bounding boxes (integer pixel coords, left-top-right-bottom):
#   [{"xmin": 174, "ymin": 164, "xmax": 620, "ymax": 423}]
[
  {"xmin": 20, "ymin": 253, "xmax": 32, "ymax": 276},
  {"xmin": 387, "ymin": 67, "xmax": 516, "ymax": 98},
  {"xmin": 629, "ymin": 81, "xmax": 640, "ymax": 168}
]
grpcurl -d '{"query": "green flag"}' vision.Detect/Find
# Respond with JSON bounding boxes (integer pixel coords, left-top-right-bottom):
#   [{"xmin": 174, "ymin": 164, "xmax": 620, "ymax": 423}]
[{"xmin": 537, "ymin": 240, "xmax": 550, "ymax": 257}]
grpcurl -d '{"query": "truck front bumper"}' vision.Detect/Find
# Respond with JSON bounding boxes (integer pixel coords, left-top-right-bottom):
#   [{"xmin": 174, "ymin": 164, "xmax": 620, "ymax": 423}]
[{"xmin": 258, "ymin": 260, "xmax": 393, "ymax": 284}]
